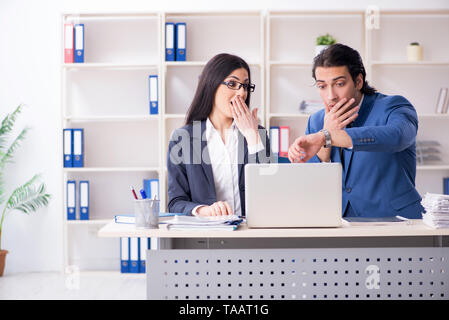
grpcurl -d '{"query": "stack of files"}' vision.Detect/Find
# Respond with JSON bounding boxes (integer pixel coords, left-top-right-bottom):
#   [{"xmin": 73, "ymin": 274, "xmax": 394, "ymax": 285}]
[
  {"xmin": 421, "ymin": 193, "xmax": 449, "ymax": 229},
  {"xmin": 298, "ymin": 99, "xmax": 325, "ymax": 114},
  {"xmin": 163, "ymin": 215, "xmax": 244, "ymax": 231},
  {"xmin": 416, "ymin": 140, "xmax": 441, "ymax": 165},
  {"xmin": 114, "ymin": 212, "xmax": 186, "ymax": 224}
]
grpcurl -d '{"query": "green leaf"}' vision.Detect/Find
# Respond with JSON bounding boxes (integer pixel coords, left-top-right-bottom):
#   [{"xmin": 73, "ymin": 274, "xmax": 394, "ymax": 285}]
[
  {"xmin": 0, "ymin": 105, "xmax": 23, "ymax": 152},
  {"xmin": 0, "ymin": 127, "xmax": 29, "ymax": 170},
  {"xmin": 6, "ymin": 177, "xmax": 51, "ymax": 215}
]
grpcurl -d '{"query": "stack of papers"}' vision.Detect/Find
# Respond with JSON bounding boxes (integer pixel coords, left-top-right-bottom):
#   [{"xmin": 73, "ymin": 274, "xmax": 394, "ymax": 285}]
[
  {"xmin": 114, "ymin": 212, "xmax": 186, "ymax": 224},
  {"xmin": 164, "ymin": 215, "xmax": 244, "ymax": 231},
  {"xmin": 298, "ymin": 100, "xmax": 325, "ymax": 114},
  {"xmin": 421, "ymin": 193, "xmax": 449, "ymax": 229}
]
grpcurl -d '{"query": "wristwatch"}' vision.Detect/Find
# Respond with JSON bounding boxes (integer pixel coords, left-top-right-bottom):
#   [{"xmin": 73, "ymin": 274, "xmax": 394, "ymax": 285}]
[{"xmin": 320, "ymin": 129, "xmax": 332, "ymax": 148}]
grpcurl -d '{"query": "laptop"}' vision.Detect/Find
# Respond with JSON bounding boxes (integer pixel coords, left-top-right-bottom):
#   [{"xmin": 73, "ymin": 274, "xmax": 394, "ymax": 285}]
[{"xmin": 244, "ymin": 163, "xmax": 342, "ymax": 228}]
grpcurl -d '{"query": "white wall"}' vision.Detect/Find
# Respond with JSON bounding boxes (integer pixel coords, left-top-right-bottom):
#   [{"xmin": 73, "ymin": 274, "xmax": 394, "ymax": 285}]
[{"xmin": 1, "ymin": 0, "xmax": 448, "ymax": 274}]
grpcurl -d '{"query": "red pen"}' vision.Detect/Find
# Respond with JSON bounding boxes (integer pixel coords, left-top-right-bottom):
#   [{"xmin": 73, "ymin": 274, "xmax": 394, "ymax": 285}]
[{"xmin": 131, "ymin": 187, "xmax": 138, "ymax": 200}]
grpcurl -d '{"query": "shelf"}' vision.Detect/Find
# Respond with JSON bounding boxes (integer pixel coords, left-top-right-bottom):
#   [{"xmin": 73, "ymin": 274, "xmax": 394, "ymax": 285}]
[
  {"xmin": 67, "ymin": 219, "xmax": 112, "ymax": 225},
  {"xmin": 371, "ymin": 61, "xmax": 449, "ymax": 66},
  {"xmin": 417, "ymin": 165, "xmax": 449, "ymax": 171},
  {"xmin": 269, "ymin": 61, "xmax": 312, "ymax": 67},
  {"xmin": 64, "ymin": 115, "xmax": 159, "ymax": 122},
  {"xmin": 64, "ymin": 13, "xmax": 159, "ymax": 21},
  {"xmin": 62, "ymin": 63, "xmax": 159, "ymax": 70},
  {"xmin": 164, "ymin": 114, "xmax": 186, "ymax": 119},
  {"xmin": 268, "ymin": 113, "xmax": 311, "ymax": 119},
  {"xmin": 64, "ymin": 167, "xmax": 160, "ymax": 173},
  {"xmin": 269, "ymin": 113, "xmax": 449, "ymax": 119},
  {"xmin": 418, "ymin": 114, "xmax": 449, "ymax": 119},
  {"xmin": 165, "ymin": 11, "xmax": 262, "ymax": 17},
  {"xmin": 164, "ymin": 61, "xmax": 262, "ymax": 67}
]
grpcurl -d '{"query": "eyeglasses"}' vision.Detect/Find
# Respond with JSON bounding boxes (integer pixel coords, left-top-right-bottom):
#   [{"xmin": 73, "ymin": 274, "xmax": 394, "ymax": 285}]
[{"xmin": 221, "ymin": 80, "xmax": 255, "ymax": 92}]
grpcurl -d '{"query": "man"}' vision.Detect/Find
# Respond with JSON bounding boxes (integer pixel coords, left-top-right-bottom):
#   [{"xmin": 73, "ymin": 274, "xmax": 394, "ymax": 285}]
[{"xmin": 288, "ymin": 43, "xmax": 423, "ymax": 219}]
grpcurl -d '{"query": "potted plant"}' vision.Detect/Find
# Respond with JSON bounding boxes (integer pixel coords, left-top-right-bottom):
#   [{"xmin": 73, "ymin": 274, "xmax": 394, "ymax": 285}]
[
  {"xmin": 0, "ymin": 104, "xmax": 51, "ymax": 276},
  {"xmin": 315, "ymin": 33, "xmax": 337, "ymax": 56}
]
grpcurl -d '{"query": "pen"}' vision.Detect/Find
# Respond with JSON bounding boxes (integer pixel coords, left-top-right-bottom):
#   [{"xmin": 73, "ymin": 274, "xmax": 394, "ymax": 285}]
[
  {"xmin": 131, "ymin": 187, "xmax": 138, "ymax": 200},
  {"xmin": 140, "ymin": 189, "xmax": 147, "ymax": 199},
  {"xmin": 150, "ymin": 193, "xmax": 157, "ymax": 208}
]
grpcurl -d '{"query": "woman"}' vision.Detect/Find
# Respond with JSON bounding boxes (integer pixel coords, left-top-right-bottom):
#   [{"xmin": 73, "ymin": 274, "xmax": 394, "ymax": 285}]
[{"xmin": 167, "ymin": 53, "xmax": 271, "ymax": 217}]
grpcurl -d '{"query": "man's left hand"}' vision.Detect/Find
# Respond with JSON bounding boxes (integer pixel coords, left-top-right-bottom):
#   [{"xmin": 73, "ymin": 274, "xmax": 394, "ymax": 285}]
[{"xmin": 288, "ymin": 132, "xmax": 324, "ymax": 163}]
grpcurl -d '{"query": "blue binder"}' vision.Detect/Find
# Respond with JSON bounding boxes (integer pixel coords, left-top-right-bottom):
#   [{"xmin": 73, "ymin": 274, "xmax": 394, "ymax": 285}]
[
  {"xmin": 444, "ymin": 177, "xmax": 449, "ymax": 195},
  {"xmin": 139, "ymin": 237, "xmax": 149, "ymax": 273},
  {"xmin": 79, "ymin": 180, "xmax": 89, "ymax": 220},
  {"xmin": 66, "ymin": 180, "xmax": 76, "ymax": 220},
  {"xmin": 74, "ymin": 24, "xmax": 84, "ymax": 63},
  {"xmin": 175, "ymin": 22, "xmax": 186, "ymax": 61},
  {"xmin": 143, "ymin": 178, "xmax": 159, "ymax": 200},
  {"xmin": 278, "ymin": 156, "xmax": 291, "ymax": 163},
  {"xmin": 120, "ymin": 237, "xmax": 130, "ymax": 273},
  {"xmin": 63, "ymin": 128, "xmax": 73, "ymax": 167},
  {"xmin": 149, "ymin": 75, "xmax": 158, "ymax": 114},
  {"xmin": 165, "ymin": 22, "xmax": 175, "ymax": 61},
  {"xmin": 72, "ymin": 128, "xmax": 84, "ymax": 167},
  {"xmin": 130, "ymin": 237, "xmax": 139, "ymax": 273}
]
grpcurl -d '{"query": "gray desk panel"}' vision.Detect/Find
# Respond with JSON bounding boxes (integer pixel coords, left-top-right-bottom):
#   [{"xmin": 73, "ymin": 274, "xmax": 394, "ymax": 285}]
[{"xmin": 147, "ymin": 247, "xmax": 449, "ymax": 300}]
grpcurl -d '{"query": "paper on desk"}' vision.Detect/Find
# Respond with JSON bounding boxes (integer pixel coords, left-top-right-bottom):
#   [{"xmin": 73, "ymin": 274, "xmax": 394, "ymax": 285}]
[{"xmin": 343, "ymin": 216, "xmax": 411, "ymax": 226}]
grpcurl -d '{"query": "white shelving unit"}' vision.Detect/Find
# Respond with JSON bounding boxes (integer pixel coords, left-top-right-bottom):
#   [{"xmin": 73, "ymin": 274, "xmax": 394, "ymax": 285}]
[
  {"xmin": 266, "ymin": 10, "xmax": 366, "ymax": 155},
  {"xmin": 61, "ymin": 10, "xmax": 449, "ymax": 272},
  {"xmin": 61, "ymin": 12, "xmax": 162, "ymax": 271},
  {"xmin": 366, "ymin": 10, "xmax": 449, "ymax": 196},
  {"xmin": 61, "ymin": 11, "xmax": 265, "ymax": 272}
]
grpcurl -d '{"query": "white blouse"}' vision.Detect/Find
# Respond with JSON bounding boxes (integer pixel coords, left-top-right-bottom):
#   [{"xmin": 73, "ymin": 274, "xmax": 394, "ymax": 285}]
[{"xmin": 192, "ymin": 118, "xmax": 264, "ymax": 216}]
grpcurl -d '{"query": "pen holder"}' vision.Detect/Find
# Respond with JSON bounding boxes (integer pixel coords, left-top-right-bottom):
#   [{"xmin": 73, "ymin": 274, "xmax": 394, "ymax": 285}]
[{"xmin": 134, "ymin": 199, "xmax": 160, "ymax": 229}]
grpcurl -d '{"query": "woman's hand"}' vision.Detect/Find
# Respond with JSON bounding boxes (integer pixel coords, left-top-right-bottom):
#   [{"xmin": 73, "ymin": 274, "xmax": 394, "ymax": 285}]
[
  {"xmin": 230, "ymin": 95, "xmax": 259, "ymax": 146},
  {"xmin": 196, "ymin": 201, "xmax": 233, "ymax": 216}
]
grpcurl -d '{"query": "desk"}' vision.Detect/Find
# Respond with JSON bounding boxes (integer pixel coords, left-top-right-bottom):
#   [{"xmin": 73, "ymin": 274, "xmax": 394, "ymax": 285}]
[
  {"xmin": 98, "ymin": 219, "xmax": 449, "ymax": 239},
  {"xmin": 98, "ymin": 220, "xmax": 449, "ymax": 300}
]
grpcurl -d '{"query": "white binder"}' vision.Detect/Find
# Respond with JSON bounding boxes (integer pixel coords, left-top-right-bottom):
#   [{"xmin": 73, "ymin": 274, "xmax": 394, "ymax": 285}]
[
  {"xmin": 79, "ymin": 180, "xmax": 89, "ymax": 220},
  {"xmin": 63, "ymin": 129, "xmax": 73, "ymax": 167},
  {"xmin": 130, "ymin": 237, "xmax": 139, "ymax": 273},
  {"xmin": 120, "ymin": 237, "xmax": 130, "ymax": 273},
  {"xmin": 66, "ymin": 180, "xmax": 76, "ymax": 220}
]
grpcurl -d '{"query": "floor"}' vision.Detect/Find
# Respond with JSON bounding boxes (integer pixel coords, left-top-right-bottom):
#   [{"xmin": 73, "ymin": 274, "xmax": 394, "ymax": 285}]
[{"xmin": 0, "ymin": 271, "xmax": 146, "ymax": 300}]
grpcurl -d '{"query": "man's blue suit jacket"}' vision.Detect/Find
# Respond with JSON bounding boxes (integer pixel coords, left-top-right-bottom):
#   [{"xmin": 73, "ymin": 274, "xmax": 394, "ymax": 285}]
[
  {"xmin": 167, "ymin": 120, "xmax": 271, "ymax": 216},
  {"xmin": 306, "ymin": 92, "xmax": 424, "ymax": 218}
]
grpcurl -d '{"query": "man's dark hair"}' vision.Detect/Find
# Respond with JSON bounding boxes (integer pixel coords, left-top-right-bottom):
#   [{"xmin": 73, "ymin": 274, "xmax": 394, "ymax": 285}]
[
  {"xmin": 312, "ymin": 43, "xmax": 376, "ymax": 95},
  {"xmin": 185, "ymin": 53, "xmax": 251, "ymax": 125}
]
